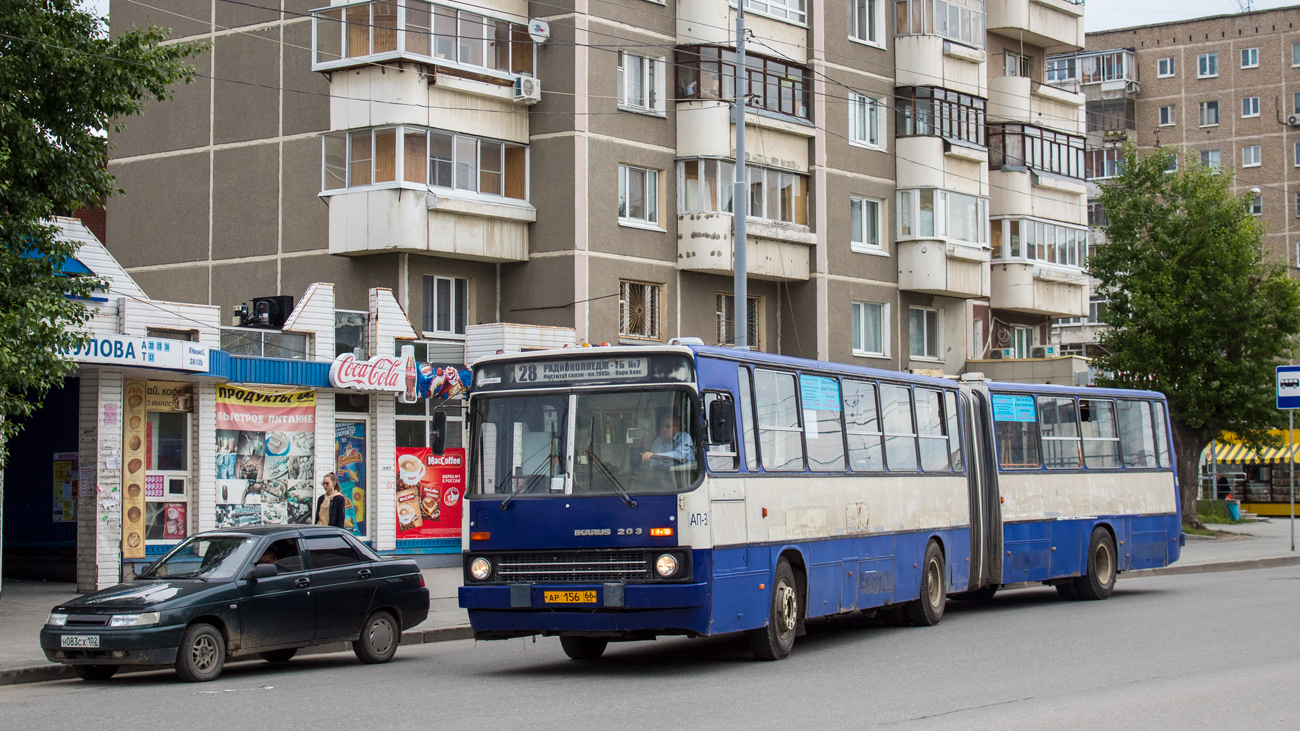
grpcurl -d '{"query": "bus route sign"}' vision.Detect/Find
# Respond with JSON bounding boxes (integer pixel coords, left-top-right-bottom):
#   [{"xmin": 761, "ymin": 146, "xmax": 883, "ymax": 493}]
[{"xmin": 1277, "ymin": 365, "xmax": 1300, "ymax": 410}]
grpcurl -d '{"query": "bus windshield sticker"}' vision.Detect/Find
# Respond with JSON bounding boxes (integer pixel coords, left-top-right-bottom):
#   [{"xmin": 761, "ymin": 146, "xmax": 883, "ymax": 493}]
[
  {"xmin": 992, "ymin": 394, "xmax": 1037, "ymax": 422},
  {"xmin": 799, "ymin": 374, "xmax": 841, "ymax": 412},
  {"xmin": 514, "ymin": 358, "xmax": 648, "ymax": 384}
]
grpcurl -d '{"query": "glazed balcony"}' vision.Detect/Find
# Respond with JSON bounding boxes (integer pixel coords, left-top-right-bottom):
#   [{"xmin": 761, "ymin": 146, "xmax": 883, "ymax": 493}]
[{"xmin": 986, "ymin": 0, "xmax": 1084, "ymax": 54}]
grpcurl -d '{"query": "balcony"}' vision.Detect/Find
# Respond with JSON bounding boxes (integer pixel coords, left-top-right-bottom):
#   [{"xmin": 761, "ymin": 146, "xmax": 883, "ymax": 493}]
[
  {"xmin": 990, "ymin": 262, "xmax": 1088, "ymax": 316},
  {"xmin": 987, "ymin": 76, "xmax": 1084, "ymax": 134},
  {"xmin": 898, "ymin": 241, "xmax": 990, "ymax": 298},
  {"xmin": 986, "ymin": 0, "xmax": 1084, "ymax": 53}
]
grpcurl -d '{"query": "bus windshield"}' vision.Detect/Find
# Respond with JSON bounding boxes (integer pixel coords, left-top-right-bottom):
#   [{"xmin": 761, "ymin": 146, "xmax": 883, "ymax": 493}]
[{"xmin": 471, "ymin": 389, "xmax": 699, "ymax": 497}]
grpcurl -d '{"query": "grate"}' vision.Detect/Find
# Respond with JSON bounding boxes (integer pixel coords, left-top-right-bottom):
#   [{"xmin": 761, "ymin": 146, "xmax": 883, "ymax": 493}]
[
  {"xmin": 66, "ymin": 615, "xmax": 110, "ymax": 627},
  {"xmin": 493, "ymin": 550, "xmax": 653, "ymax": 583}
]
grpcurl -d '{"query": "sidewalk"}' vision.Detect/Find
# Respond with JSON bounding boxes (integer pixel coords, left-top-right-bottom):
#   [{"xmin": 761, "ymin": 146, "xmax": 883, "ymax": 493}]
[{"xmin": 3, "ymin": 520, "xmax": 1299, "ymax": 685}]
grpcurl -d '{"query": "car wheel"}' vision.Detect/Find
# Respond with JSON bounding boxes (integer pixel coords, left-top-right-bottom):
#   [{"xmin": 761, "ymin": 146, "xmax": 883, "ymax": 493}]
[
  {"xmin": 72, "ymin": 664, "xmax": 119, "ymax": 681},
  {"xmin": 559, "ymin": 636, "xmax": 608, "ymax": 660},
  {"xmin": 175, "ymin": 622, "xmax": 226, "ymax": 683},
  {"xmin": 259, "ymin": 648, "xmax": 298, "ymax": 663},
  {"xmin": 353, "ymin": 610, "xmax": 398, "ymax": 664}
]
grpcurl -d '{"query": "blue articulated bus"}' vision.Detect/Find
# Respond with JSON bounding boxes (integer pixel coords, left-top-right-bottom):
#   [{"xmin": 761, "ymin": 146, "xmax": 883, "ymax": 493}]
[{"xmin": 456, "ymin": 344, "xmax": 1183, "ymax": 660}]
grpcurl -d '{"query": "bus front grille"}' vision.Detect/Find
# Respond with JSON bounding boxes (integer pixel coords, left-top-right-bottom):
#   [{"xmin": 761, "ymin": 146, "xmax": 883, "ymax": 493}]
[{"xmin": 493, "ymin": 551, "xmax": 653, "ymax": 583}]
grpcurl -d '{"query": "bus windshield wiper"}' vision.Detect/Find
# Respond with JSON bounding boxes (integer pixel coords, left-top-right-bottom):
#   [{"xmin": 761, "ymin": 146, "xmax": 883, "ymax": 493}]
[
  {"xmin": 499, "ymin": 451, "xmax": 555, "ymax": 511},
  {"xmin": 583, "ymin": 448, "xmax": 637, "ymax": 508}
]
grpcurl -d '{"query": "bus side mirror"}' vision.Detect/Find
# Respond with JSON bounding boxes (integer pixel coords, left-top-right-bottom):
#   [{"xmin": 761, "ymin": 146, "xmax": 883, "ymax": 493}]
[
  {"xmin": 709, "ymin": 400, "xmax": 735, "ymax": 444},
  {"xmin": 431, "ymin": 411, "xmax": 447, "ymax": 455}
]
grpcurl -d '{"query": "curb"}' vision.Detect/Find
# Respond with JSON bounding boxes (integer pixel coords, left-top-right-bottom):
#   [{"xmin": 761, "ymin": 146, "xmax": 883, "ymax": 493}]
[
  {"xmin": 0, "ymin": 624, "xmax": 473, "ymax": 688},
  {"xmin": 1125, "ymin": 554, "xmax": 1300, "ymax": 578}
]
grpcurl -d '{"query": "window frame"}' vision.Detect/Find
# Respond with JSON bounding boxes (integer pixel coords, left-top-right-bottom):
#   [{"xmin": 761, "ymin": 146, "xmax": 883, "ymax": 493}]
[
  {"xmin": 617, "ymin": 51, "xmax": 666, "ymax": 115},
  {"xmin": 1156, "ymin": 56, "xmax": 1174, "ymax": 78},
  {"xmin": 618, "ymin": 279, "xmax": 662, "ymax": 340},
  {"xmin": 1250, "ymin": 193, "xmax": 1263, "ymax": 216},
  {"xmin": 893, "ymin": 0, "xmax": 986, "ymax": 50},
  {"xmin": 896, "ymin": 188, "xmax": 989, "ymax": 247},
  {"xmin": 894, "ymin": 86, "xmax": 987, "ymax": 148},
  {"xmin": 618, "ymin": 164, "xmax": 661, "ymax": 228},
  {"xmin": 848, "ymin": 91, "xmax": 883, "ymax": 149},
  {"xmin": 1242, "ymin": 96, "xmax": 1261, "ymax": 119},
  {"xmin": 990, "ymin": 217, "xmax": 1089, "ymax": 270},
  {"xmin": 1241, "ymin": 47, "xmax": 1259, "ymax": 69},
  {"xmin": 675, "ymin": 45, "xmax": 811, "ymax": 121},
  {"xmin": 908, "ymin": 306, "xmax": 942, "ymax": 361},
  {"xmin": 743, "ymin": 0, "xmax": 808, "ymax": 27},
  {"xmin": 1201, "ymin": 149, "xmax": 1221, "ymax": 170},
  {"xmin": 716, "ymin": 293, "xmax": 761, "ymax": 349},
  {"xmin": 849, "ymin": 0, "xmax": 885, "ymax": 47},
  {"xmin": 422, "ymin": 275, "xmax": 469, "ymax": 337},
  {"xmin": 850, "ymin": 195, "xmax": 884, "ymax": 253},
  {"xmin": 1243, "ymin": 145, "xmax": 1262, "ymax": 168},
  {"xmin": 1158, "ymin": 105, "xmax": 1175, "ymax": 127},
  {"xmin": 1197, "ymin": 52, "xmax": 1218, "ymax": 78},
  {"xmin": 1293, "ymin": 41, "xmax": 1300, "ymax": 67},
  {"xmin": 1199, "ymin": 100, "xmax": 1220, "ymax": 127},
  {"xmin": 851, "ymin": 301, "xmax": 889, "ymax": 358},
  {"xmin": 987, "ymin": 122, "xmax": 1086, "ymax": 180}
]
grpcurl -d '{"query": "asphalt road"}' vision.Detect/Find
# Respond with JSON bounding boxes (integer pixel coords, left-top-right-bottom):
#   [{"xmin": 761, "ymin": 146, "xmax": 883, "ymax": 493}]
[{"xmin": 4, "ymin": 567, "xmax": 1299, "ymax": 730}]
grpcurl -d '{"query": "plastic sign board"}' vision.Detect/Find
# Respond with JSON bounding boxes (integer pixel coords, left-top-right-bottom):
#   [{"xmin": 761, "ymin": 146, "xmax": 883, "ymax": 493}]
[
  {"xmin": 63, "ymin": 335, "xmax": 209, "ymax": 372},
  {"xmin": 1277, "ymin": 365, "xmax": 1300, "ymax": 409}
]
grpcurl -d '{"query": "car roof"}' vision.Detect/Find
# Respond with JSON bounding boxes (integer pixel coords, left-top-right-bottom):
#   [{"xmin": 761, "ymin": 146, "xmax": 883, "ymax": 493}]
[{"xmin": 193, "ymin": 526, "xmax": 356, "ymax": 539}]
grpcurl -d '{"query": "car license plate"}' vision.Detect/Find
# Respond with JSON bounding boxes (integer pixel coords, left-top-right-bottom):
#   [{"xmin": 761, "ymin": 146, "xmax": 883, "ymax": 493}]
[
  {"xmin": 61, "ymin": 635, "xmax": 100, "ymax": 649},
  {"xmin": 544, "ymin": 590, "xmax": 597, "ymax": 604}
]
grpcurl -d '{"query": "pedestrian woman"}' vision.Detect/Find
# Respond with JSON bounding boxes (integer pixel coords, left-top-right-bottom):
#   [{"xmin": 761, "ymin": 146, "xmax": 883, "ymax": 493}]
[{"xmin": 316, "ymin": 472, "xmax": 347, "ymax": 528}]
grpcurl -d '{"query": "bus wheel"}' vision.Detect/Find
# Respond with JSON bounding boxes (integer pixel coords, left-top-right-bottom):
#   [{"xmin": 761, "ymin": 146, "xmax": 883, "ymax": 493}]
[
  {"xmin": 560, "ymin": 636, "xmax": 608, "ymax": 660},
  {"xmin": 1073, "ymin": 529, "xmax": 1117, "ymax": 601},
  {"xmin": 1055, "ymin": 581, "xmax": 1081, "ymax": 601},
  {"xmin": 748, "ymin": 558, "xmax": 799, "ymax": 660},
  {"xmin": 905, "ymin": 541, "xmax": 947, "ymax": 626}
]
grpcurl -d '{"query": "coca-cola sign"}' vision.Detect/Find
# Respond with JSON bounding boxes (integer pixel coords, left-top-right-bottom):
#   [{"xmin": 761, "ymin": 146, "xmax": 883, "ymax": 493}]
[{"xmin": 329, "ymin": 353, "xmax": 408, "ymax": 392}]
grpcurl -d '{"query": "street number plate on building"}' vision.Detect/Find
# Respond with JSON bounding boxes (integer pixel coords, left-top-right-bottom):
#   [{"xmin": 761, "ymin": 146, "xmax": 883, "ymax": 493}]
[
  {"xmin": 61, "ymin": 635, "xmax": 100, "ymax": 649},
  {"xmin": 543, "ymin": 591, "xmax": 597, "ymax": 604}
]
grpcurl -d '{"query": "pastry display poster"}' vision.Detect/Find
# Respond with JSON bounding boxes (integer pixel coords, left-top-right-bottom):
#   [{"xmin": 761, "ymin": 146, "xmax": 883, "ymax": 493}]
[
  {"xmin": 394, "ymin": 448, "xmax": 464, "ymax": 540},
  {"xmin": 215, "ymin": 386, "xmax": 317, "ymax": 528},
  {"xmin": 122, "ymin": 380, "xmax": 148, "ymax": 558}
]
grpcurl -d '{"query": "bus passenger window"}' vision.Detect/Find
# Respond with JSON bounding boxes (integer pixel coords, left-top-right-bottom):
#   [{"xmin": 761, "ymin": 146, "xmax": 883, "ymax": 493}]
[
  {"xmin": 946, "ymin": 393, "xmax": 964, "ymax": 472},
  {"xmin": 844, "ymin": 380, "xmax": 884, "ymax": 471},
  {"xmin": 1153, "ymin": 401, "xmax": 1171, "ymax": 467},
  {"xmin": 738, "ymin": 367, "xmax": 759, "ymax": 471},
  {"xmin": 1117, "ymin": 400, "xmax": 1158, "ymax": 468},
  {"xmin": 990, "ymin": 393, "xmax": 1040, "ymax": 469},
  {"xmin": 800, "ymin": 374, "xmax": 845, "ymax": 471},
  {"xmin": 755, "ymin": 369, "xmax": 805, "ymax": 471},
  {"xmin": 915, "ymin": 388, "xmax": 950, "ymax": 472},
  {"xmin": 880, "ymin": 383, "xmax": 918, "ymax": 472},
  {"xmin": 703, "ymin": 392, "xmax": 739, "ymax": 472},
  {"xmin": 1039, "ymin": 396, "xmax": 1082, "ymax": 469},
  {"xmin": 1080, "ymin": 399, "xmax": 1122, "ymax": 469}
]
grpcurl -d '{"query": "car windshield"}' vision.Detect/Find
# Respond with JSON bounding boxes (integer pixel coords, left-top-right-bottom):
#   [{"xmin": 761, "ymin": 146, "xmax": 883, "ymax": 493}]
[
  {"xmin": 139, "ymin": 535, "xmax": 257, "ymax": 581},
  {"xmin": 471, "ymin": 389, "xmax": 699, "ymax": 497}
]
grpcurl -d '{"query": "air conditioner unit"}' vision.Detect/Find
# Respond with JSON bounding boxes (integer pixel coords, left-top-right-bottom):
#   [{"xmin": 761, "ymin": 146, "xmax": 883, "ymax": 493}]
[
  {"xmin": 1000, "ymin": 348, "xmax": 1015, "ymax": 359},
  {"xmin": 513, "ymin": 76, "xmax": 542, "ymax": 105},
  {"xmin": 988, "ymin": 350, "xmax": 1003, "ymax": 359},
  {"xmin": 1289, "ymin": 114, "xmax": 1300, "ymax": 127}
]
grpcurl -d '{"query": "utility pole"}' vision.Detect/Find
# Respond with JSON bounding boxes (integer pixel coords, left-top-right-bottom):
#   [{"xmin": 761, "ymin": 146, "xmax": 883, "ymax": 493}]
[{"xmin": 732, "ymin": 3, "xmax": 748, "ymax": 350}]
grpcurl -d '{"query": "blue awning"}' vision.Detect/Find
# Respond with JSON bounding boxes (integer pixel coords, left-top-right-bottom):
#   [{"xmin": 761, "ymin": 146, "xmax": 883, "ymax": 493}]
[
  {"xmin": 22, "ymin": 247, "xmax": 95, "ymax": 276},
  {"xmin": 204, "ymin": 350, "xmax": 332, "ymax": 388}
]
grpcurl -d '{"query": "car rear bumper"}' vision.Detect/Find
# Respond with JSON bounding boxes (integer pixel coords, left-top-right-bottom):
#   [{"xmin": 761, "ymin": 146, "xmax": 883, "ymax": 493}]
[{"xmin": 40, "ymin": 625, "xmax": 185, "ymax": 666}]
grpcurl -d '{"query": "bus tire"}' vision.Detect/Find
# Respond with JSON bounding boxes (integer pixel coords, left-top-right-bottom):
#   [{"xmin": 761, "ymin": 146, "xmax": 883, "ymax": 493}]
[
  {"xmin": 559, "ymin": 636, "xmax": 608, "ymax": 660},
  {"xmin": 904, "ymin": 541, "xmax": 947, "ymax": 627},
  {"xmin": 747, "ymin": 558, "xmax": 799, "ymax": 660},
  {"xmin": 1073, "ymin": 528, "xmax": 1117, "ymax": 601}
]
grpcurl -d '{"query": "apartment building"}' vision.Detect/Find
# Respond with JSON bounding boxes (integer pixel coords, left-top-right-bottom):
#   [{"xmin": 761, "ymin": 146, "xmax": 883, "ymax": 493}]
[
  {"xmin": 1050, "ymin": 5, "xmax": 1300, "ymax": 355},
  {"xmin": 106, "ymin": 0, "xmax": 1088, "ymax": 383}
]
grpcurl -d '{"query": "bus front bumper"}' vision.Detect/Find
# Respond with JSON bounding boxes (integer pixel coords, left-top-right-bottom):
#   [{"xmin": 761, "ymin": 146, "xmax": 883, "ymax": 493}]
[{"xmin": 459, "ymin": 581, "xmax": 707, "ymax": 610}]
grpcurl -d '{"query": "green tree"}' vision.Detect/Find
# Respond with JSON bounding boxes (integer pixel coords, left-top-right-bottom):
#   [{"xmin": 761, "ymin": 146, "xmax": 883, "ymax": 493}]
[
  {"xmin": 1092, "ymin": 145, "xmax": 1300, "ymax": 526},
  {"xmin": 0, "ymin": 1, "xmax": 201, "ymax": 465}
]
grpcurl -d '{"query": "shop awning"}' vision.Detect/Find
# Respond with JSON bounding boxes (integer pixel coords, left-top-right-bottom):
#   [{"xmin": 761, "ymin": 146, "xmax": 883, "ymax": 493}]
[{"xmin": 1213, "ymin": 442, "xmax": 1300, "ymax": 464}]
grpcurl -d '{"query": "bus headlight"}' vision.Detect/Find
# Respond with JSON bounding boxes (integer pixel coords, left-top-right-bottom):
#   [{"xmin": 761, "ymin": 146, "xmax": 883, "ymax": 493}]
[
  {"xmin": 655, "ymin": 554, "xmax": 679, "ymax": 578},
  {"xmin": 470, "ymin": 557, "xmax": 492, "ymax": 581}
]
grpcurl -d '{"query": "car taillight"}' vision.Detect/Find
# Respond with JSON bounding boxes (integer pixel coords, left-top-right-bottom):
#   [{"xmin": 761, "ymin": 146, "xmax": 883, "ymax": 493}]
[{"xmin": 418, "ymin": 575, "xmax": 426, "ymax": 588}]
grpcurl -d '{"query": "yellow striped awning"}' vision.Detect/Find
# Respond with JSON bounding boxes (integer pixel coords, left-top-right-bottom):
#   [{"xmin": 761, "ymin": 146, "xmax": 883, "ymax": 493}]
[{"xmin": 1214, "ymin": 443, "xmax": 1300, "ymax": 464}]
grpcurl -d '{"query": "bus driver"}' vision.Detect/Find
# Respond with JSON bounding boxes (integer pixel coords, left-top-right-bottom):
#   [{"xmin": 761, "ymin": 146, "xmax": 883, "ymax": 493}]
[{"xmin": 641, "ymin": 415, "xmax": 695, "ymax": 468}]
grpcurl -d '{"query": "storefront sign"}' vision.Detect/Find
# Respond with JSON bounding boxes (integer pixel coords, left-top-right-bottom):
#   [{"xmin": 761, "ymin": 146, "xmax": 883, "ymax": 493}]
[
  {"xmin": 395, "ymin": 448, "xmax": 464, "ymax": 540},
  {"xmin": 64, "ymin": 335, "xmax": 209, "ymax": 372},
  {"xmin": 329, "ymin": 353, "xmax": 408, "ymax": 392},
  {"xmin": 215, "ymin": 386, "xmax": 317, "ymax": 528},
  {"xmin": 53, "ymin": 452, "xmax": 79, "ymax": 522},
  {"xmin": 336, "ymin": 422, "xmax": 367, "ymax": 536},
  {"xmin": 144, "ymin": 381, "xmax": 193, "ymax": 412}
]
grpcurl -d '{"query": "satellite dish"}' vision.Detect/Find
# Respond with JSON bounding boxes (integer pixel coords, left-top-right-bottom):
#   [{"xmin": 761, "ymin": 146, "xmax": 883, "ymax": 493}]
[{"xmin": 528, "ymin": 18, "xmax": 550, "ymax": 45}]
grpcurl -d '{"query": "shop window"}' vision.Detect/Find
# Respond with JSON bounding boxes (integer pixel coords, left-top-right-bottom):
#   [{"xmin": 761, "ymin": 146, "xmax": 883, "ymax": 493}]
[
  {"xmin": 221, "ymin": 329, "xmax": 311, "ymax": 360},
  {"xmin": 336, "ymin": 393, "xmax": 370, "ymax": 413},
  {"xmin": 422, "ymin": 276, "xmax": 469, "ymax": 336}
]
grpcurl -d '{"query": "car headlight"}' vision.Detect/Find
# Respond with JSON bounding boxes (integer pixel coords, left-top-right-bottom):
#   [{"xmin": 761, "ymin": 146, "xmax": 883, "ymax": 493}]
[
  {"xmin": 469, "ymin": 557, "xmax": 492, "ymax": 581},
  {"xmin": 109, "ymin": 612, "xmax": 161, "ymax": 628},
  {"xmin": 655, "ymin": 554, "xmax": 679, "ymax": 578},
  {"xmin": 47, "ymin": 613, "xmax": 68, "ymax": 627}
]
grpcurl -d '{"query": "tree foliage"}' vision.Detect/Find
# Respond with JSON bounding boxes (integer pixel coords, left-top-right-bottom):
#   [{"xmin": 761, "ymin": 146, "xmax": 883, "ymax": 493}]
[
  {"xmin": 1092, "ymin": 145, "xmax": 1300, "ymax": 523},
  {"xmin": 0, "ymin": 1, "xmax": 201, "ymax": 465}
]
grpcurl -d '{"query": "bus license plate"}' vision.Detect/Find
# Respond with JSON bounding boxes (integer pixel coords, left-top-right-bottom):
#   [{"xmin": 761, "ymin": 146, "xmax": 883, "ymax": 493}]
[
  {"xmin": 61, "ymin": 635, "xmax": 100, "ymax": 649},
  {"xmin": 544, "ymin": 591, "xmax": 597, "ymax": 604}
]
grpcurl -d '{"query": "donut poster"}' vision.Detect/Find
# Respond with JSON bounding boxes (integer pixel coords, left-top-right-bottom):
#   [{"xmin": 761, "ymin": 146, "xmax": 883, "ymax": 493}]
[
  {"xmin": 394, "ymin": 448, "xmax": 464, "ymax": 540},
  {"xmin": 122, "ymin": 380, "xmax": 148, "ymax": 558}
]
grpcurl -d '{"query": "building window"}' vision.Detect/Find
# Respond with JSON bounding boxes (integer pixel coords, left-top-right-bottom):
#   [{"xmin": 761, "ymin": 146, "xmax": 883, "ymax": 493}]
[
  {"xmin": 1197, "ymin": 52, "xmax": 1218, "ymax": 78},
  {"xmin": 850, "ymin": 196, "xmax": 883, "ymax": 252},
  {"xmin": 1164, "ymin": 155, "xmax": 1178, "ymax": 172},
  {"xmin": 747, "ymin": 165, "xmax": 810, "ymax": 226},
  {"xmin": 1201, "ymin": 149, "xmax": 1220, "ymax": 170},
  {"xmin": 1241, "ymin": 47, "xmax": 1259, "ymax": 68},
  {"xmin": 987, "ymin": 123, "xmax": 1085, "ymax": 179},
  {"xmin": 1295, "ymin": 141, "xmax": 1300, "ymax": 166},
  {"xmin": 1294, "ymin": 41, "xmax": 1300, "ymax": 67},
  {"xmin": 895, "ymin": 86, "xmax": 986, "ymax": 147},
  {"xmin": 1242, "ymin": 96, "xmax": 1260, "ymax": 118},
  {"xmin": 893, "ymin": 0, "xmax": 985, "ymax": 50},
  {"xmin": 1199, "ymin": 101, "xmax": 1219, "ymax": 127},
  {"xmin": 617, "ymin": 51, "xmax": 664, "ymax": 114},
  {"xmin": 313, "ymin": 1, "xmax": 535, "ymax": 77},
  {"xmin": 744, "ymin": 0, "xmax": 807, "ymax": 25},
  {"xmin": 1157, "ymin": 57, "xmax": 1174, "ymax": 77},
  {"xmin": 897, "ymin": 188, "xmax": 988, "ymax": 246},
  {"xmin": 1087, "ymin": 200, "xmax": 1108, "ymax": 228},
  {"xmin": 1293, "ymin": 92, "xmax": 1300, "ymax": 115},
  {"xmin": 1088, "ymin": 297, "xmax": 1108, "ymax": 325},
  {"xmin": 1010, "ymin": 326, "xmax": 1032, "ymax": 359},
  {"xmin": 1250, "ymin": 194, "xmax": 1263, "ymax": 216},
  {"xmin": 850, "ymin": 0, "xmax": 884, "ymax": 45},
  {"xmin": 322, "ymin": 126, "xmax": 526, "ymax": 200},
  {"xmin": 1077, "ymin": 50, "xmax": 1134, "ymax": 84},
  {"xmin": 848, "ymin": 92, "xmax": 881, "ymax": 148},
  {"xmin": 1086, "ymin": 98, "xmax": 1135, "ymax": 132},
  {"xmin": 422, "ymin": 276, "xmax": 468, "ymax": 335},
  {"xmin": 1158, "ymin": 106, "xmax": 1175, "ymax": 126},
  {"xmin": 1004, "ymin": 52, "xmax": 1031, "ymax": 78},
  {"xmin": 717, "ymin": 294, "xmax": 760, "ymax": 349},
  {"xmin": 1046, "ymin": 56, "xmax": 1075, "ymax": 84},
  {"xmin": 619, "ymin": 280, "xmax": 661, "ymax": 340},
  {"xmin": 679, "ymin": 158, "xmax": 735, "ymax": 213},
  {"xmin": 852, "ymin": 301, "xmax": 888, "ymax": 356},
  {"xmin": 1243, "ymin": 145, "xmax": 1262, "ymax": 168},
  {"xmin": 618, "ymin": 164, "xmax": 659, "ymax": 226},
  {"xmin": 1295, "ymin": 192, "xmax": 1300, "ymax": 218},
  {"xmin": 1085, "ymin": 148, "xmax": 1122, "ymax": 180},
  {"xmin": 991, "ymin": 218, "xmax": 1088, "ymax": 268},
  {"xmin": 676, "ymin": 46, "xmax": 810, "ymax": 120},
  {"xmin": 908, "ymin": 307, "xmax": 941, "ymax": 360}
]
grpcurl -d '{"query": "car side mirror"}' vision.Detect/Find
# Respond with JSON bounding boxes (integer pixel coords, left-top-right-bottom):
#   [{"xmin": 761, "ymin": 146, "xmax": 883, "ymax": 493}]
[
  {"xmin": 708, "ymin": 399, "xmax": 735, "ymax": 444},
  {"xmin": 249, "ymin": 563, "xmax": 278, "ymax": 580},
  {"xmin": 431, "ymin": 411, "xmax": 447, "ymax": 455}
]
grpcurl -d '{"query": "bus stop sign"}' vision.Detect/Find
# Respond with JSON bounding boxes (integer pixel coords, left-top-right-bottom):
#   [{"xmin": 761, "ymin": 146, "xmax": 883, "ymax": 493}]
[{"xmin": 1277, "ymin": 365, "xmax": 1300, "ymax": 410}]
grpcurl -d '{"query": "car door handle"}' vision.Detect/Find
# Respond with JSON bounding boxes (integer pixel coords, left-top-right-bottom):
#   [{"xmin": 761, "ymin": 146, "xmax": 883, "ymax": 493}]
[
  {"xmin": 357, "ymin": 569, "xmax": 372, "ymax": 579},
  {"xmin": 295, "ymin": 577, "xmax": 311, "ymax": 588}
]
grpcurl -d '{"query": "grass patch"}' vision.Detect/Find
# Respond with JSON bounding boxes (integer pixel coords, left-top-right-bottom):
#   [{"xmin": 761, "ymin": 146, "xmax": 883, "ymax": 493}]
[
  {"xmin": 1198, "ymin": 499, "xmax": 1246, "ymax": 526},
  {"xmin": 1184, "ymin": 525, "xmax": 1227, "ymax": 537}
]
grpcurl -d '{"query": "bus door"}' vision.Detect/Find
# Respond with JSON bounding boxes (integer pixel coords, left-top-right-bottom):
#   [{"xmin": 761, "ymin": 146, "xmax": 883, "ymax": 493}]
[{"xmin": 968, "ymin": 390, "xmax": 1003, "ymax": 588}]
